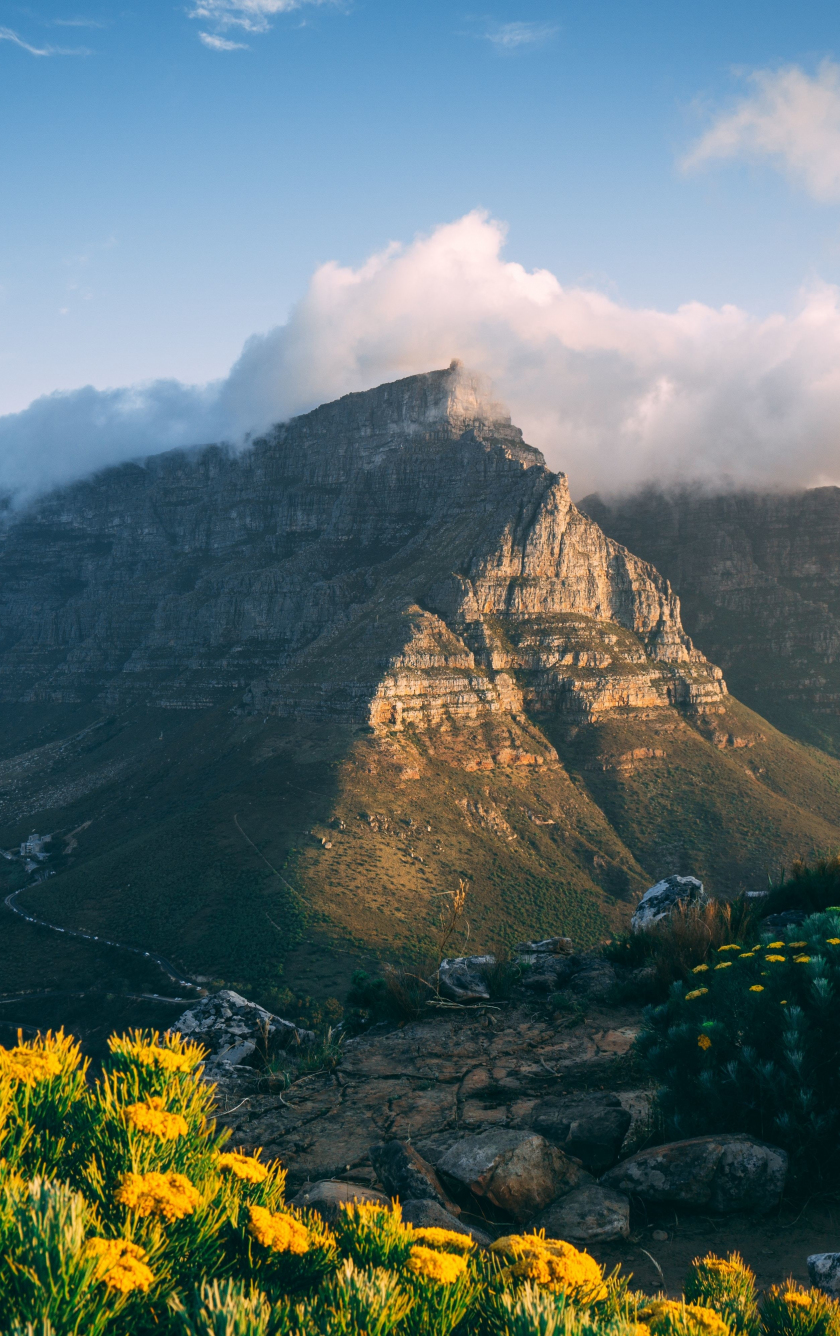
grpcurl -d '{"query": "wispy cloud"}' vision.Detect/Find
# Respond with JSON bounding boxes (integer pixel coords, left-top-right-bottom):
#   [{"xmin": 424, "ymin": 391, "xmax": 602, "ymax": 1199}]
[
  {"xmin": 190, "ymin": 0, "xmax": 335, "ymax": 37},
  {"xmin": 683, "ymin": 60, "xmax": 840, "ymax": 200},
  {"xmin": 199, "ymin": 30, "xmax": 248, "ymax": 49},
  {"xmin": 51, "ymin": 17, "xmax": 106, "ymax": 27},
  {"xmin": 0, "ymin": 24, "xmax": 90, "ymax": 55},
  {"xmin": 484, "ymin": 20, "xmax": 557, "ymax": 52}
]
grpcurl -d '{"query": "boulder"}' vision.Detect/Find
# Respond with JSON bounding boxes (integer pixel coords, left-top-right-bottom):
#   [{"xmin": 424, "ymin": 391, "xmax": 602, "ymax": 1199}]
[
  {"xmin": 289, "ymin": 1180, "xmax": 391, "ymax": 1223},
  {"xmin": 529, "ymin": 1092, "xmax": 631, "ymax": 1174},
  {"xmin": 568, "ymin": 958, "xmax": 618, "ymax": 1000},
  {"xmin": 808, "ymin": 1254, "xmax": 840, "ymax": 1297},
  {"xmin": 400, "ymin": 1198, "xmax": 491, "ymax": 1245},
  {"xmin": 437, "ymin": 1128, "xmax": 589, "ymax": 1223},
  {"xmin": 601, "ymin": 1134, "xmax": 787, "ymax": 1214},
  {"xmin": 369, "ymin": 1140, "xmax": 461, "ymax": 1214},
  {"xmin": 521, "ymin": 954, "xmax": 581, "ymax": 993},
  {"xmin": 437, "ymin": 957, "xmax": 493, "ymax": 1003},
  {"xmin": 515, "ymin": 938, "xmax": 573, "ymax": 960},
  {"xmin": 631, "ymin": 875, "xmax": 706, "ymax": 932},
  {"xmin": 762, "ymin": 910, "xmax": 807, "ymax": 932},
  {"xmin": 173, "ymin": 990, "xmax": 314, "ymax": 1068},
  {"xmin": 531, "ymin": 1185, "xmax": 631, "ymax": 1242}
]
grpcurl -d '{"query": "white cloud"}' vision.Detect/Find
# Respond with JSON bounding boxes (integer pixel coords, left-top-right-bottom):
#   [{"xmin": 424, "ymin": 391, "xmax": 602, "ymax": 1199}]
[
  {"xmin": 684, "ymin": 60, "xmax": 840, "ymax": 200},
  {"xmin": 6, "ymin": 211, "xmax": 840, "ymax": 505},
  {"xmin": 0, "ymin": 25, "xmax": 90, "ymax": 55},
  {"xmin": 485, "ymin": 21, "xmax": 558, "ymax": 52},
  {"xmin": 190, "ymin": 0, "xmax": 333, "ymax": 36},
  {"xmin": 198, "ymin": 31, "xmax": 248, "ymax": 49}
]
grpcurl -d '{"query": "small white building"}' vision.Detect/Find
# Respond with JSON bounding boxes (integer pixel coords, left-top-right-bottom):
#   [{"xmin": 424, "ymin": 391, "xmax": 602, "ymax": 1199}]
[{"xmin": 20, "ymin": 833, "xmax": 49, "ymax": 859}]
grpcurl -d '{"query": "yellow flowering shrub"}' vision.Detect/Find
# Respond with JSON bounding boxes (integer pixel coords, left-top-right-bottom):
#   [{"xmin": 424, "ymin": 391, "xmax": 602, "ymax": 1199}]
[
  {"xmin": 218, "ymin": 1151, "xmax": 269, "ymax": 1183},
  {"xmin": 762, "ymin": 1282, "xmax": 840, "ymax": 1336},
  {"xmin": 491, "ymin": 1234, "xmax": 606, "ymax": 1299},
  {"xmin": 684, "ymin": 1251, "xmax": 759, "ymax": 1335},
  {"xmin": 0, "ymin": 1031, "xmax": 80, "ymax": 1086},
  {"xmin": 639, "ymin": 1298, "xmax": 732, "ymax": 1336},
  {"xmin": 410, "ymin": 1226, "xmax": 475, "ymax": 1254},
  {"xmin": 115, "ymin": 1170, "xmax": 201, "ymax": 1221},
  {"xmin": 125, "ymin": 1097, "xmax": 188, "ymax": 1141},
  {"xmin": 248, "ymin": 1205, "xmax": 310, "ymax": 1254},
  {"xmin": 406, "ymin": 1244, "xmax": 468, "ymax": 1283},
  {"xmin": 108, "ymin": 1031, "xmax": 204, "ymax": 1074},
  {"xmin": 85, "ymin": 1237, "xmax": 155, "ymax": 1294}
]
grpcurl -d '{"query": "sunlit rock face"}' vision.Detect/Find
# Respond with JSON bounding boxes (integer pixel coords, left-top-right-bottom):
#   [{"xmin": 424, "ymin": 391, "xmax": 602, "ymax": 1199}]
[{"xmin": 0, "ymin": 362, "xmax": 724, "ymax": 729}]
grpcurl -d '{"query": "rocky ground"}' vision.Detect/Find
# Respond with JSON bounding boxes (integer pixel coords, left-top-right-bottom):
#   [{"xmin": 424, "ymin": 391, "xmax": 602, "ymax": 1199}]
[{"xmin": 191, "ymin": 978, "xmax": 840, "ymax": 1296}]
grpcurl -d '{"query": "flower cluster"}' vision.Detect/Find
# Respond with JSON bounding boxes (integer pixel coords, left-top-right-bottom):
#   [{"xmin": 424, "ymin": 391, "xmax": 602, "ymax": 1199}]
[
  {"xmin": 248, "ymin": 1205, "xmax": 310, "ymax": 1253},
  {"xmin": 115, "ymin": 1171, "xmax": 201, "ymax": 1221},
  {"xmin": 218, "ymin": 1151, "xmax": 269, "ymax": 1183},
  {"xmin": 0, "ymin": 1046, "xmax": 62, "ymax": 1086},
  {"xmin": 85, "ymin": 1237, "xmax": 155, "ymax": 1294},
  {"xmin": 491, "ymin": 1234, "xmax": 605, "ymax": 1298},
  {"xmin": 125, "ymin": 1097, "xmax": 188, "ymax": 1140},
  {"xmin": 109, "ymin": 1032, "xmax": 203, "ymax": 1073},
  {"xmin": 410, "ymin": 1226, "xmax": 474, "ymax": 1254},
  {"xmin": 639, "ymin": 1298, "xmax": 731, "ymax": 1336},
  {"xmin": 406, "ymin": 1245, "xmax": 468, "ymax": 1284}
]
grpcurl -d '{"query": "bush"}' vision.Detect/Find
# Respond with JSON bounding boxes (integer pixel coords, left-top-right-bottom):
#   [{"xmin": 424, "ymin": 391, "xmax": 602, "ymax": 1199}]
[
  {"xmin": 635, "ymin": 912, "xmax": 840, "ymax": 1182},
  {"xmin": 684, "ymin": 1254, "xmax": 760, "ymax": 1336},
  {"xmin": 762, "ymin": 856, "xmax": 840, "ymax": 920},
  {"xmin": 605, "ymin": 898, "xmax": 761, "ymax": 1000}
]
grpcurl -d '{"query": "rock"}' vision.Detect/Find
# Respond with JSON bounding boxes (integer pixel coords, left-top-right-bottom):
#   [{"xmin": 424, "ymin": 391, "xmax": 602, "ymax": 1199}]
[
  {"xmin": 531, "ymin": 1185, "xmax": 630, "ymax": 1242},
  {"xmin": 515, "ymin": 938, "xmax": 573, "ymax": 960},
  {"xmin": 400, "ymin": 1198, "xmax": 491, "ymax": 1245},
  {"xmin": 437, "ymin": 957, "xmax": 493, "ymax": 1003},
  {"xmin": 369, "ymin": 1140, "xmax": 461, "ymax": 1214},
  {"xmin": 762, "ymin": 910, "xmax": 808, "ymax": 931},
  {"xmin": 437, "ymin": 1128, "xmax": 589, "ymax": 1223},
  {"xmin": 631, "ymin": 875, "xmax": 707, "ymax": 932},
  {"xmin": 289, "ymin": 1180, "xmax": 391, "ymax": 1223},
  {"xmin": 173, "ymin": 989, "xmax": 314, "ymax": 1068},
  {"xmin": 601, "ymin": 1134, "xmax": 787, "ymax": 1214},
  {"xmin": 808, "ymin": 1254, "xmax": 840, "ymax": 1297},
  {"xmin": 529, "ymin": 1092, "xmax": 632, "ymax": 1174},
  {"xmin": 568, "ymin": 958, "xmax": 617, "ymax": 1000},
  {"xmin": 521, "ymin": 954, "xmax": 582, "ymax": 993}
]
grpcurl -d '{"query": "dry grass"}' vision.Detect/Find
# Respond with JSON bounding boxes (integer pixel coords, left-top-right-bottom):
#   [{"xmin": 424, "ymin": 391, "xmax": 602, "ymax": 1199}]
[{"xmin": 606, "ymin": 896, "xmax": 762, "ymax": 995}]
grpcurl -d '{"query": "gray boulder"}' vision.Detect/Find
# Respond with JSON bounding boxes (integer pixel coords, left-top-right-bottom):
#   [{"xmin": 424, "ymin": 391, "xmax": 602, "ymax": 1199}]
[
  {"xmin": 370, "ymin": 1140, "xmax": 461, "ymax": 1214},
  {"xmin": 808, "ymin": 1254, "xmax": 840, "ymax": 1297},
  {"xmin": 515, "ymin": 938, "xmax": 573, "ymax": 960},
  {"xmin": 401, "ymin": 1198, "xmax": 491, "ymax": 1245},
  {"xmin": 631, "ymin": 875, "xmax": 707, "ymax": 932},
  {"xmin": 290, "ymin": 1180, "xmax": 391, "ymax": 1223},
  {"xmin": 530, "ymin": 1092, "xmax": 631, "ymax": 1174},
  {"xmin": 173, "ymin": 989, "xmax": 314, "ymax": 1068},
  {"xmin": 601, "ymin": 1134, "xmax": 787, "ymax": 1214},
  {"xmin": 437, "ymin": 957, "xmax": 493, "ymax": 1003},
  {"xmin": 437, "ymin": 1128, "xmax": 590, "ymax": 1223},
  {"xmin": 531, "ymin": 1184, "xmax": 630, "ymax": 1242}
]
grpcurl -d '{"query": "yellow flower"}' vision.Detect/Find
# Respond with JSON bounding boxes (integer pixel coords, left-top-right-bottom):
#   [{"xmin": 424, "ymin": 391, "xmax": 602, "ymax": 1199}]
[
  {"xmin": 491, "ymin": 1235, "xmax": 605, "ymax": 1298},
  {"xmin": 780, "ymin": 999, "xmax": 788, "ymax": 1005},
  {"xmin": 407, "ymin": 1245, "xmax": 468, "ymax": 1283},
  {"xmin": 108, "ymin": 1032, "xmax": 203, "ymax": 1073},
  {"xmin": 248, "ymin": 1205, "xmax": 310, "ymax": 1253},
  {"xmin": 783, "ymin": 1291, "xmax": 813, "ymax": 1309},
  {"xmin": 218, "ymin": 1151, "xmax": 269, "ymax": 1183},
  {"xmin": 765, "ymin": 955, "xmax": 786, "ymax": 963},
  {"xmin": 795, "ymin": 955, "xmax": 812, "ymax": 964},
  {"xmin": 717, "ymin": 945, "xmax": 741, "ymax": 953},
  {"xmin": 639, "ymin": 1299, "xmax": 730, "ymax": 1336},
  {"xmin": 749, "ymin": 985, "xmax": 764, "ymax": 993},
  {"xmin": 714, "ymin": 962, "xmax": 733, "ymax": 970},
  {"xmin": 789, "ymin": 942, "xmax": 808, "ymax": 949},
  {"xmin": 698, "ymin": 1034, "xmax": 712, "ymax": 1050},
  {"xmin": 125, "ymin": 1098, "xmax": 188, "ymax": 1141},
  {"xmin": 0, "ymin": 1047, "xmax": 61, "ymax": 1086},
  {"xmin": 685, "ymin": 988, "xmax": 709, "ymax": 1001},
  {"xmin": 692, "ymin": 964, "xmax": 710, "ymax": 973},
  {"xmin": 411, "ymin": 1226, "xmax": 475, "ymax": 1254},
  {"xmin": 115, "ymin": 1172, "xmax": 200, "ymax": 1222},
  {"xmin": 767, "ymin": 942, "xmax": 785, "ymax": 949},
  {"xmin": 826, "ymin": 938, "xmax": 840, "ymax": 946},
  {"xmin": 739, "ymin": 952, "xmax": 756, "ymax": 959},
  {"xmin": 85, "ymin": 1238, "xmax": 154, "ymax": 1294}
]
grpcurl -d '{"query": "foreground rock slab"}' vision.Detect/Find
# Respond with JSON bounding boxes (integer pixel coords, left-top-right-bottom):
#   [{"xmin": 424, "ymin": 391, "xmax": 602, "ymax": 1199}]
[
  {"xmin": 601, "ymin": 1134, "xmax": 787, "ymax": 1213},
  {"xmin": 289, "ymin": 1180, "xmax": 391, "ymax": 1223},
  {"xmin": 437, "ymin": 1128, "xmax": 589, "ymax": 1222},
  {"xmin": 531, "ymin": 1184, "xmax": 630, "ymax": 1242}
]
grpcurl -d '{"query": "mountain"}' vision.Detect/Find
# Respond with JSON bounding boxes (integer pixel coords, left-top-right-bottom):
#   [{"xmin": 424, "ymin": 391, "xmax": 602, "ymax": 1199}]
[
  {"xmin": 581, "ymin": 487, "xmax": 840, "ymax": 761},
  {"xmin": 2, "ymin": 365, "xmax": 840, "ymax": 1008}
]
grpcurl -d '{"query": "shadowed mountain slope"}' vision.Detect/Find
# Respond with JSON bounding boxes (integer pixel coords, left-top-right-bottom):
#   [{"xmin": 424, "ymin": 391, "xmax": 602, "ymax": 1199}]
[{"xmin": 1, "ymin": 366, "xmax": 839, "ymax": 1004}]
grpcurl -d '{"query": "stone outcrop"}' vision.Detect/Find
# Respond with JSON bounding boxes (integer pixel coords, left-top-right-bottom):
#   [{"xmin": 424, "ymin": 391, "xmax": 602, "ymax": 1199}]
[
  {"xmin": 528, "ymin": 1092, "xmax": 631, "ymax": 1174},
  {"xmin": 436, "ymin": 1128, "xmax": 590, "ymax": 1222},
  {"xmin": 172, "ymin": 990, "xmax": 314, "ymax": 1068},
  {"xmin": 530, "ymin": 1184, "xmax": 630, "ymax": 1242},
  {"xmin": 631, "ymin": 875, "xmax": 707, "ymax": 932},
  {"xmin": 601, "ymin": 1134, "xmax": 788, "ymax": 1214}
]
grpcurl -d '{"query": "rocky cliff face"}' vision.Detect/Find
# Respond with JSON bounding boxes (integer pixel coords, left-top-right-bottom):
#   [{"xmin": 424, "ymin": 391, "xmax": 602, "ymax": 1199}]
[
  {"xmin": 580, "ymin": 487, "xmax": 840, "ymax": 756},
  {"xmin": 0, "ymin": 362, "xmax": 724, "ymax": 730},
  {"xmin": 2, "ymin": 368, "xmax": 840, "ymax": 1004}
]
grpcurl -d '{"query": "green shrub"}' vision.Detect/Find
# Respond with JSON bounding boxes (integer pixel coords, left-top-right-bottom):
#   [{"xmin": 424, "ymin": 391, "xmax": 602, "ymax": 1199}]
[
  {"xmin": 605, "ymin": 898, "xmax": 761, "ymax": 1001},
  {"xmin": 684, "ymin": 1254, "xmax": 760, "ymax": 1336},
  {"xmin": 761, "ymin": 1284, "xmax": 840, "ymax": 1336},
  {"xmin": 636, "ymin": 913, "xmax": 840, "ymax": 1181},
  {"xmin": 762, "ymin": 856, "xmax": 840, "ymax": 920}
]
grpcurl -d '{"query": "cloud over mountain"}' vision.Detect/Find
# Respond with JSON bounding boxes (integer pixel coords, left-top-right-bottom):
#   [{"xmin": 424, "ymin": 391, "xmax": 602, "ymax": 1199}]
[{"xmin": 3, "ymin": 211, "xmax": 840, "ymax": 506}]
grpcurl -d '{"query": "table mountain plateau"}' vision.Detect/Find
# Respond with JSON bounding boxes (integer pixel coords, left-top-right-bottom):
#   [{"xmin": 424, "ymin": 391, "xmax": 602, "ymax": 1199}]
[
  {"xmin": 582, "ymin": 487, "xmax": 840, "ymax": 761},
  {"xmin": 2, "ymin": 364, "xmax": 839, "ymax": 1006}
]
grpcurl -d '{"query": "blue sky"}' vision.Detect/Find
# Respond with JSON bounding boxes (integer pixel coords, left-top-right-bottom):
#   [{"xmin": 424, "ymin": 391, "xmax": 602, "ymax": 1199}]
[{"xmin": 3, "ymin": 0, "xmax": 840, "ymax": 498}]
